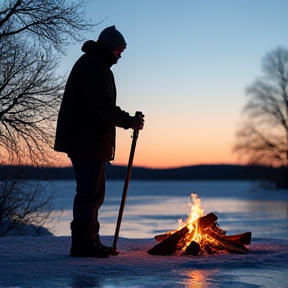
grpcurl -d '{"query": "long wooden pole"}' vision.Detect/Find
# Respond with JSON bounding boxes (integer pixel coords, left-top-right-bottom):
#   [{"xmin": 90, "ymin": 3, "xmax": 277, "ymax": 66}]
[{"xmin": 111, "ymin": 112, "xmax": 141, "ymax": 254}]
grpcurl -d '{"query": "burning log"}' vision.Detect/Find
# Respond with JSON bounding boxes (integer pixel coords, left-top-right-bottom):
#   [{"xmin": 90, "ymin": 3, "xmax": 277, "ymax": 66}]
[
  {"xmin": 148, "ymin": 226, "xmax": 190, "ymax": 256},
  {"xmin": 224, "ymin": 232, "xmax": 251, "ymax": 245},
  {"xmin": 198, "ymin": 212, "xmax": 218, "ymax": 229},
  {"xmin": 155, "ymin": 232, "xmax": 173, "ymax": 242},
  {"xmin": 202, "ymin": 228, "xmax": 249, "ymax": 254},
  {"xmin": 184, "ymin": 241, "xmax": 201, "ymax": 256}
]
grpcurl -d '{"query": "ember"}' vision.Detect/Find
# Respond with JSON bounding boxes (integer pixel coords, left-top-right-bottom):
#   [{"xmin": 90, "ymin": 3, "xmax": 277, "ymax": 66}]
[{"xmin": 148, "ymin": 194, "xmax": 251, "ymax": 256}]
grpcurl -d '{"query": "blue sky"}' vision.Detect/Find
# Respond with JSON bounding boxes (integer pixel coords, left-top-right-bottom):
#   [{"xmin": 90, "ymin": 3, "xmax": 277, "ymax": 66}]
[{"xmin": 58, "ymin": 0, "xmax": 288, "ymax": 168}]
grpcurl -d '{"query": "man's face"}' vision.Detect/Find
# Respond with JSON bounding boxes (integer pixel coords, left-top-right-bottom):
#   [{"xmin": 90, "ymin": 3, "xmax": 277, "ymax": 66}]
[{"xmin": 113, "ymin": 46, "xmax": 126, "ymax": 62}]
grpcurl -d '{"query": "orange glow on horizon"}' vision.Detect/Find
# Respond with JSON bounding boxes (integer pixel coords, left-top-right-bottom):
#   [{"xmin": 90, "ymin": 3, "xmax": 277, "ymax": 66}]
[
  {"xmin": 1, "ymin": 122, "xmax": 245, "ymax": 168},
  {"xmin": 1, "ymin": 148, "xmax": 243, "ymax": 168}
]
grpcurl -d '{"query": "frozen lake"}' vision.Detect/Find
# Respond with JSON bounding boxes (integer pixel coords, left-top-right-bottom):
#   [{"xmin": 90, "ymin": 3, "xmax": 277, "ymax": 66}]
[{"xmin": 45, "ymin": 180, "xmax": 288, "ymax": 240}]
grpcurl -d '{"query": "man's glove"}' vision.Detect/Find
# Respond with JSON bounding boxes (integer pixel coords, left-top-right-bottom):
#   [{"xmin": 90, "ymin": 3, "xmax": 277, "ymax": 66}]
[{"xmin": 131, "ymin": 112, "xmax": 144, "ymax": 130}]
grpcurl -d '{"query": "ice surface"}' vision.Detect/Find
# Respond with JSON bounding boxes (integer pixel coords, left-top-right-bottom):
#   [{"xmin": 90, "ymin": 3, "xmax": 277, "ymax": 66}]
[{"xmin": 0, "ymin": 236, "xmax": 287, "ymax": 288}]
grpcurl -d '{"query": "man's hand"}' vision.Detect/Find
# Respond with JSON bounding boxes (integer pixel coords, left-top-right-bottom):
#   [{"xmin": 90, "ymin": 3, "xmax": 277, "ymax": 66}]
[{"xmin": 131, "ymin": 112, "xmax": 144, "ymax": 130}]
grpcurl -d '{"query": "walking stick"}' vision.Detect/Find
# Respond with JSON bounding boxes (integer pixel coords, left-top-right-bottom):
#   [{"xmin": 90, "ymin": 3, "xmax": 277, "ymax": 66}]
[{"xmin": 110, "ymin": 111, "xmax": 143, "ymax": 255}]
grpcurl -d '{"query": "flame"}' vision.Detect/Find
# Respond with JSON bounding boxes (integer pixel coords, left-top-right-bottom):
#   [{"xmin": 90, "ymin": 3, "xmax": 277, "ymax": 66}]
[{"xmin": 177, "ymin": 193, "xmax": 205, "ymax": 249}]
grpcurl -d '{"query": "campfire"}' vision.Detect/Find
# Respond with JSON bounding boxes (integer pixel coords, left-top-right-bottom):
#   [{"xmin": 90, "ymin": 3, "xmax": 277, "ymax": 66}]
[{"xmin": 148, "ymin": 194, "xmax": 251, "ymax": 256}]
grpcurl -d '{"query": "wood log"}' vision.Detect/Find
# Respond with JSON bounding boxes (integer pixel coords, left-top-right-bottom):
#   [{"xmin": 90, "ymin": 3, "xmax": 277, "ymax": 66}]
[
  {"xmin": 224, "ymin": 232, "xmax": 251, "ymax": 245},
  {"xmin": 199, "ymin": 236, "xmax": 225, "ymax": 254},
  {"xmin": 155, "ymin": 232, "xmax": 173, "ymax": 242},
  {"xmin": 203, "ymin": 228, "xmax": 249, "ymax": 254},
  {"xmin": 210, "ymin": 222, "xmax": 226, "ymax": 235},
  {"xmin": 148, "ymin": 226, "xmax": 190, "ymax": 255},
  {"xmin": 184, "ymin": 241, "xmax": 201, "ymax": 256},
  {"xmin": 198, "ymin": 212, "xmax": 218, "ymax": 230}
]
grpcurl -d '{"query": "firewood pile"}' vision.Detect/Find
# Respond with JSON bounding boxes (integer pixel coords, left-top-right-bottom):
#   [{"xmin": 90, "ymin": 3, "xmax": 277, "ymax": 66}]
[{"xmin": 148, "ymin": 212, "xmax": 252, "ymax": 256}]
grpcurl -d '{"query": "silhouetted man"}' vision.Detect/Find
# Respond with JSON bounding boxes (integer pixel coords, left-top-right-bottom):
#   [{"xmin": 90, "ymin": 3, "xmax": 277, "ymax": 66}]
[{"xmin": 54, "ymin": 26, "xmax": 144, "ymax": 258}]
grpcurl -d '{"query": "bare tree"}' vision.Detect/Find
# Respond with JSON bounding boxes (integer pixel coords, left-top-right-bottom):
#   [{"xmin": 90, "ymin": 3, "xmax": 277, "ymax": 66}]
[
  {"xmin": 234, "ymin": 47, "xmax": 288, "ymax": 189},
  {"xmin": 0, "ymin": 0, "xmax": 96, "ymax": 164},
  {"xmin": 0, "ymin": 35, "xmax": 64, "ymax": 163},
  {"xmin": 0, "ymin": 164, "xmax": 55, "ymax": 236}
]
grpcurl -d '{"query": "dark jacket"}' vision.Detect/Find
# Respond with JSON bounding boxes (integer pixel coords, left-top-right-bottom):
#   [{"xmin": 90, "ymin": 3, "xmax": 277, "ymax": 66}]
[{"xmin": 54, "ymin": 41, "xmax": 133, "ymax": 161}]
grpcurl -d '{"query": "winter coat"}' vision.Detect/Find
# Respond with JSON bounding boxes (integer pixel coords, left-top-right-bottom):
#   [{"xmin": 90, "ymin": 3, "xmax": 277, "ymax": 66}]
[{"xmin": 54, "ymin": 41, "xmax": 133, "ymax": 161}]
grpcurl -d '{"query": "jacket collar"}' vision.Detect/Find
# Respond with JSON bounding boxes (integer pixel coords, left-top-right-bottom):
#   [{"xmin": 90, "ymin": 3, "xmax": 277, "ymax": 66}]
[{"xmin": 81, "ymin": 40, "xmax": 116, "ymax": 67}]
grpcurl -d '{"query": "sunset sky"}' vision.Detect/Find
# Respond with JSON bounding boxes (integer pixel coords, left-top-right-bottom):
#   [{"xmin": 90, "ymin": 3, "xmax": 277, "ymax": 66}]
[{"xmin": 56, "ymin": 0, "xmax": 288, "ymax": 169}]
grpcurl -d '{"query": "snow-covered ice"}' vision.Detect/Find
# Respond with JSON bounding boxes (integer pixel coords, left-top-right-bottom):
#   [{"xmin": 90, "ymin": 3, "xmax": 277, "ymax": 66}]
[{"xmin": 0, "ymin": 235, "xmax": 287, "ymax": 287}]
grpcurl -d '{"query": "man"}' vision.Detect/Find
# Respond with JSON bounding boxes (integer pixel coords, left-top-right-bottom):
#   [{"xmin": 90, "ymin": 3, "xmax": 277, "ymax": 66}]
[{"xmin": 54, "ymin": 26, "xmax": 144, "ymax": 258}]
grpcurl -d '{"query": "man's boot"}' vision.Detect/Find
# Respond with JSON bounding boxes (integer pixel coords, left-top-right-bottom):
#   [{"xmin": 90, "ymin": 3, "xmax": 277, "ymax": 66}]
[
  {"xmin": 90, "ymin": 226, "xmax": 111, "ymax": 252},
  {"xmin": 70, "ymin": 221, "xmax": 110, "ymax": 258}
]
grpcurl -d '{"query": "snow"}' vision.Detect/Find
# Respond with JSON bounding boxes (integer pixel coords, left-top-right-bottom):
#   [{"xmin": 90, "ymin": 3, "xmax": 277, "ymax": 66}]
[{"xmin": 0, "ymin": 235, "xmax": 288, "ymax": 287}]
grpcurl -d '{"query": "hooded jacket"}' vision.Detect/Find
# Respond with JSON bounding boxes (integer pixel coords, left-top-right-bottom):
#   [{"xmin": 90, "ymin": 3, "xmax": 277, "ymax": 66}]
[{"xmin": 54, "ymin": 41, "xmax": 133, "ymax": 161}]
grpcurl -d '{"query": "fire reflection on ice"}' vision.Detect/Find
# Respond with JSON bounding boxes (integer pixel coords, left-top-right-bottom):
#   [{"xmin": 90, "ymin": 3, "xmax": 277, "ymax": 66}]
[{"xmin": 181, "ymin": 269, "xmax": 218, "ymax": 287}]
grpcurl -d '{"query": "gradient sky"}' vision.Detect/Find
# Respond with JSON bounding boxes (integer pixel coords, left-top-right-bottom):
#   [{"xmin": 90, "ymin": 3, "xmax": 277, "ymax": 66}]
[{"xmin": 57, "ymin": 0, "xmax": 288, "ymax": 168}]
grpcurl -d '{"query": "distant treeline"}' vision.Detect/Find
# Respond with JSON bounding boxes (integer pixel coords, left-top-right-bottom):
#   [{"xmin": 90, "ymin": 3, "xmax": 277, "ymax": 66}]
[{"xmin": 0, "ymin": 163, "xmax": 282, "ymax": 181}]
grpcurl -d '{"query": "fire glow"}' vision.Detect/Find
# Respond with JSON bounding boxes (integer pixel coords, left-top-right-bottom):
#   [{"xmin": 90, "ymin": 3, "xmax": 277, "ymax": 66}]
[{"xmin": 148, "ymin": 194, "xmax": 252, "ymax": 256}]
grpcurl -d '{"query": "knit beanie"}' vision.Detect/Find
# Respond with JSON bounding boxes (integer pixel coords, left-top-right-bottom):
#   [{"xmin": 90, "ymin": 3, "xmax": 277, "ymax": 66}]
[{"xmin": 97, "ymin": 25, "xmax": 127, "ymax": 51}]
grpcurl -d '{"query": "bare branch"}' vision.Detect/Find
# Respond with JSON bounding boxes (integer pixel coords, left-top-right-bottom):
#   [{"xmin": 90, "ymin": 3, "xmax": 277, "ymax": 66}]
[
  {"xmin": 0, "ymin": 35, "xmax": 64, "ymax": 164},
  {"xmin": 0, "ymin": 0, "xmax": 97, "ymax": 53}
]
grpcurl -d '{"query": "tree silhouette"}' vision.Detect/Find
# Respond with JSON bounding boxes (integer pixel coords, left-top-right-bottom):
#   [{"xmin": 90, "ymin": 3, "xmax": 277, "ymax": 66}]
[
  {"xmin": 0, "ymin": 0, "xmax": 96, "ymax": 164},
  {"xmin": 234, "ymin": 47, "xmax": 288, "ymax": 189}
]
